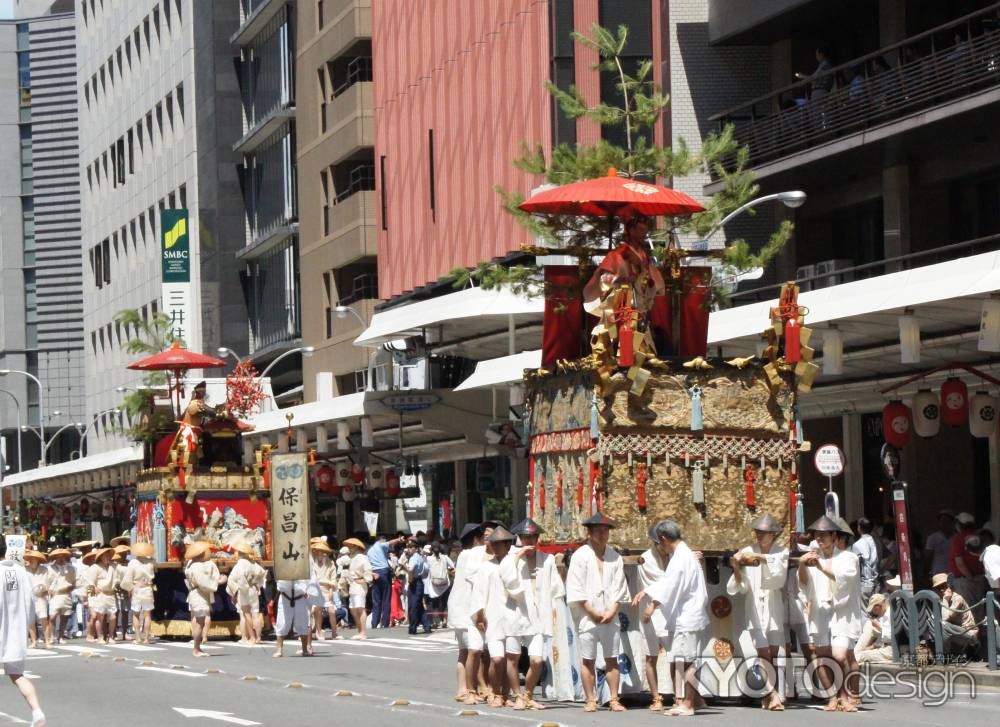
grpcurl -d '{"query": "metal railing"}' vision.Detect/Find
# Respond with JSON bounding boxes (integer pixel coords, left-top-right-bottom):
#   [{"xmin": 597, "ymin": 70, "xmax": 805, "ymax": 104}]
[
  {"xmin": 890, "ymin": 589, "xmax": 998, "ymax": 669},
  {"xmin": 729, "ymin": 232, "xmax": 1000, "ymax": 305},
  {"xmin": 334, "ymin": 163, "xmax": 376, "ymax": 204},
  {"xmin": 711, "ymin": 4, "xmax": 1000, "ymax": 172},
  {"xmin": 333, "ymin": 57, "xmax": 373, "ymax": 98},
  {"xmin": 337, "ymin": 273, "xmax": 378, "ymax": 307}
]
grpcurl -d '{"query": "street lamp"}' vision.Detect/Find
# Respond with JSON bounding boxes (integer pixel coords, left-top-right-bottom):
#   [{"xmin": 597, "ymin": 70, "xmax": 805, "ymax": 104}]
[
  {"xmin": 335, "ymin": 305, "xmax": 375, "ymax": 391},
  {"xmin": 74, "ymin": 408, "xmax": 122, "ymax": 459},
  {"xmin": 216, "ymin": 347, "xmax": 242, "ymax": 365},
  {"xmin": 0, "ymin": 390, "xmax": 23, "ymax": 473},
  {"xmin": 217, "ymin": 346, "xmax": 315, "ymax": 379},
  {"xmin": 41, "ymin": 421, "xmax": 84, "ymax": 463},
  {"xmin": 0, "ymin": 369, "xmax": 46, "ymax": 465}
]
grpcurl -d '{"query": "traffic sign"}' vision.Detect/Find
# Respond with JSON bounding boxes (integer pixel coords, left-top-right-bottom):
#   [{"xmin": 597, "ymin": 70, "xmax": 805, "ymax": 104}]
[{"xmin": 813, "ymin": 443, "xmax": 845, "ymax": 477}]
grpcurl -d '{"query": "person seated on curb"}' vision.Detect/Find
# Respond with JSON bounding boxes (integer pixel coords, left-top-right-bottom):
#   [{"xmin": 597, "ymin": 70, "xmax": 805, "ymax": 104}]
[
  {"xmin": 931, "ymin": 572, "xmax": 978, "ymax": 658},
  {"xmin": 855, "ymin": 593, "xmax": 892, "ymax": 664}
]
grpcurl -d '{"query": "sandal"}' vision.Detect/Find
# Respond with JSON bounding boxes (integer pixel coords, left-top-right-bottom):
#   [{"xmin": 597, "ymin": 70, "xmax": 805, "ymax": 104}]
[
  {"xmin": 649, "ymin": 695, "xmax": 664, "ymax": 711},
  {"xmin": 583, "ymin": 700, "xmax": 599, "ymax": 713},
  {"xmin": 488, "ymin": 695, "xmax": 505, "ymax": 708},
  {"xmin": 523, "ymin": 697, "xmax": 546, "ymax": 711},
  {"xmin": 608, "ymin": 697, "xmax": 627, "ymax": 712}
]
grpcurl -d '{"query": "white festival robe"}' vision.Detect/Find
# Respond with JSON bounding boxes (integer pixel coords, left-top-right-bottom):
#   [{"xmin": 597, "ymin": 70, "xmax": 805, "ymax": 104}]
[
  {"xmin": 726, "ymin": 543, "xmax": 789, "ymax": 636},
  {"xmin": 565, "ymin": 543, "xmax": 628, "ymax": 634},
  {"xmin": 499, "ymin": 546, "xmax": 565, "ymax": 638}
]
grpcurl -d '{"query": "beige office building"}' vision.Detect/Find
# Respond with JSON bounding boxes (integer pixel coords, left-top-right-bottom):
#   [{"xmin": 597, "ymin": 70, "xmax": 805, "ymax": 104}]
[{"xmin": 296, "ymin": 0, "xmax": 375, "ymax": 401}]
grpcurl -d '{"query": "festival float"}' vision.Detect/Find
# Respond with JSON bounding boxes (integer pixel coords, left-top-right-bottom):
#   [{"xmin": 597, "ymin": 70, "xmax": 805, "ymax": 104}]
[
  {"xmin": 517, "ymin": 171, "xmax": 816, "ymax": 696},
  {"xmin": 126, "ymin": 344, "xmax": 274, "ymax": 636}
]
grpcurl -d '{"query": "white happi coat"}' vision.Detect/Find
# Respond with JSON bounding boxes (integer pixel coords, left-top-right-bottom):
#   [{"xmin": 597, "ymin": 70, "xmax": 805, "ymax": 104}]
[
  {"xmin": 48, "ymin": 560, "xmax": 76, "ymax": 613},
  {"xmin": 647, "ymin": 541, "xmax": 709, "ymax": 634},
  {"xmin": 638, "ymin": 548, "xmax": 670, "ymax": 640},
  {"xmin": 185, "ymin": 559, "xmax": 221, "ymax": 612},
  {"xmin": 120, "ymin": 558, "xmax": 156, "ymax": 609},
  {"xmin": 801, "ymin": 547, "xmax": 862, "ymax": 641},
  {"xmin": 226, "ymin": 557, "xmax": 265, "ymax": 608},
  {"xmin": 565, "ymin": 543, "xmax": 628, "ymax": 633},
  {"xmin": 0, "ymin": 560, "xmax": 33, "ymax": 667},
  {"xmin": 447, "ymin": 546, "xmax": 485, "ymax": 630},
  {"xmin": 28, "ymin": 564, "xmax": 52, "ymax": 615},
  {"xmin": 726, "ymin": 543, "xmax": 789, "ymax": 635},
  {"xmin": 348, "ymin": 553, "xmax": 373, "ymax": 598},
  {"xmin": 499, "ymin": 546, "xmax": 565, "ymax": 638},
  {"xmin": 470, "ymin": 557, "xmax": 508, "ymax": 644}
]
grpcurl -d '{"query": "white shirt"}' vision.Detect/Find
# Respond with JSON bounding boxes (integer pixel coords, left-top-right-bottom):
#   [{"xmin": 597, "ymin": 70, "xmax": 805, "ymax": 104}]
[
  {"xmin": 470, "ymin": 558, "xmax": 507, "ymax": 643},
  {"xmin": 925, "ymin": 530, "xmax": 953, "ymax": 575},
  {"xmin": 981, "ymin": 543, "xmax": 1000, "ymax": 589},
  {"xmin": 447, "ymin": 547, "xmax": 483, "ymax": 630},
  {"xmin": 647, "ymin": 541, "xmax": 709, "ymax": 633},
  {"xmin": 638, "ymin": 547, "xmax": 669, "ymax": 637},
  {"xmin": 499, "ymin": 547, "xmax": 565, "ymax": 637},
  {"xmin": 801, "ymin": 547, "xmax": 862, "ymax": 640},
  {"xmin": 423, "ymin": 553, "xmax": 455, "ymax": 598},
  {"xmin": 851, "ymin": 534, "xmax": 879, "ymax": 587},
  {"xmin": 565, "ymin": 542, "xmax": 627, "ymax": 633},
  {"xmin": 0, "ymin": 560, "xmax": 33, "ymax": 666},
  {"xmin": 726, "ymin": 543, "xmax": 788, "ymax": 634}
]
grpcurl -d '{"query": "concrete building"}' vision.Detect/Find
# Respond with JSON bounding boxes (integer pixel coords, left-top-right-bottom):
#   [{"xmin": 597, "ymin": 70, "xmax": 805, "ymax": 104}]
[
  {"xmin": 232, "ymin": 0, "xmax": 303, "ymax": 400},
  {"xmin": 77, "ymin": 0, "xmax": 247, "ymax": 453},
  {"xmin": 295, "ymin": 0, "xmax": 375, "ymax": 401},
  {"xmin": 0, "ymin": 0, "xmax": 83, "ymax": 472},
  {"xmin": 703, "ymin": 0, "xmax": 1000, "ymax": 543}
]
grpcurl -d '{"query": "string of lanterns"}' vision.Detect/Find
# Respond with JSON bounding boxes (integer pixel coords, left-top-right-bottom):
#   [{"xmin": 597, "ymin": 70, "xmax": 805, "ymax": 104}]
[
  {"xmin": 882, "ymin": 377, "xmax": 997, "ymax": 447},
  {"xmin": 312, "ymin": 461, "xmax": 404, "ymax": 501}
]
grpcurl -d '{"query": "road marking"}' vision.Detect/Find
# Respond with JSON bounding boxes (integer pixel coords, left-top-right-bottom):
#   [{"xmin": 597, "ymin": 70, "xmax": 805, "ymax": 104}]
[
  {"xmin": 55, "ymin": 644, "xmax": 108, "ymax": 654},
  {"xmin": 341, "ymin": 651, "xmax": 407, "ymax": 661},
  {"xmin": 163, "ymin": 642, "xmax": 223, "ymax": 651},
  {"xmin": 0, "ymin": 710, "xmax": 28, "ymax": 724},
  {"xmin": 108, "ymin": 643, "xmax": 165, "ymax": 651},
  {"xmin": 324, "ymin": 640, "xmax": 452, "ymax": 654},
  {"xmin": 173, "ymin": 708, "xmax": 260, "ymax": 725},
  {"xmin": 373, "ymin": 637, "xmax": 455, "ymax": 649},
  {"xmin": 21, "ymin": 672, "xmax": 39, "ymax": 680},
  {"xmin": 25, "ymin": 648, "xmax": 56, "ymax": 657},
  {"xmin": 24, "ymin": 655, "xmax": 72, "ymax": 661},
  {"xmin": 136, "ymin": 666, "xmax": 206, "ymax": 678}
]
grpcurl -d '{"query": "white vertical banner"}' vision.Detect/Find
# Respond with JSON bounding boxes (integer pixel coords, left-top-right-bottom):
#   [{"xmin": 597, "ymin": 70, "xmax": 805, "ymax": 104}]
[{"xmin": 270, "ymin": 452, "xmax": 311, "ymax": 580}]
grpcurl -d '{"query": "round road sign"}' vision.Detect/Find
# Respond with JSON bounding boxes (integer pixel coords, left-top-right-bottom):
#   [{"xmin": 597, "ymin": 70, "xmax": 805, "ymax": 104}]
[{"xmin": 814, "ymin": 443, "xmax": 845, "ymax": 477}]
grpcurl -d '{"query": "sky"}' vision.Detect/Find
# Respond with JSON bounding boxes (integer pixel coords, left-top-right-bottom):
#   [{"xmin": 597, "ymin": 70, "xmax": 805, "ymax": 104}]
[{"xmin": 0, "ymin": 0, "xmax": 12, "ymax": 20}]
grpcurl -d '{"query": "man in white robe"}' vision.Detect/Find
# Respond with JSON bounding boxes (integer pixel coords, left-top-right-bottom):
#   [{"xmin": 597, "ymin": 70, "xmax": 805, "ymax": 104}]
[
  {"xmin": 470, "ymin": 526, "xmax": 516, "ymax": 707},
  {"xmin": 633, "ymin": 526, "xmax": 670, "ymax": 710},
  {"xmin": 798, "ymin": 515, "xmax": 860, "ymax": 712},
  {"xmin": 449, "ymin": 524, "xmax": 485, "ymax": 703},
  {"xmin": 726, "ymin": 512, "xmax": 788, "ymax": 711},
  {"xmin": 500, "ymin": 518, "xmax": 565, "ymax": 711},
  {"xmin": 566, "ymin": 512, "xmax": 628, "ymax": 713},
  {"xmin": 635, "ymin": 519, "xmax": 709, "ymax": 717},
  {"xmin": 0, "ymin": 547, "xmax": 47, "ymax": 726}
]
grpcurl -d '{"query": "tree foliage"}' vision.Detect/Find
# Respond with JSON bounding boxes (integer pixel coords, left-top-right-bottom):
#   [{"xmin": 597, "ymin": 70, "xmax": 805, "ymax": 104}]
[
  {"xmin": 449, "ymin": 23, "xmax": 791, "ymax": 304},
  {"xmin": 113, "ymin": 309, "xmax": 180, "ymax": 438}
]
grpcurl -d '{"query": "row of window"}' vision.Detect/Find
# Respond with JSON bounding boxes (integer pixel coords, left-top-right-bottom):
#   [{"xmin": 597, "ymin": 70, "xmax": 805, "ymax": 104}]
[
  {"xmin": 81, "ymin": 0, "xmax": 182, "ymax": 114},
  {"xmin": 89, "ymin": 299, "xmax": 159, "ymax": 358},
  {"xmin": 88, "ymin": 184, "xmax": 187, "ymax": 290},
  {"xmin": 85, "ymin": 84, "xmax": 184, "ymax": 195}
]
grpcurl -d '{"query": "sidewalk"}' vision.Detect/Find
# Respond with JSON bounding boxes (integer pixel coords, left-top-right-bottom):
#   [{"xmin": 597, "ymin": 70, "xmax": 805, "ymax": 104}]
[{"xmin": 866, "ymin": 659, "xmax": 1000, "ymax": 689}]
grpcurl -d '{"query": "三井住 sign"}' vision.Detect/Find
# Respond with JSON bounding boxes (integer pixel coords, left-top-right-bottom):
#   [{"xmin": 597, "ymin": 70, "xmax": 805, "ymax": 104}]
[
  {"xmin": 270, "ymin": 452, "xmax": 311, "ymax": 580},
  {"xmin": 813, "ymin": 443, "xmax": 845, "ymax": 477}
]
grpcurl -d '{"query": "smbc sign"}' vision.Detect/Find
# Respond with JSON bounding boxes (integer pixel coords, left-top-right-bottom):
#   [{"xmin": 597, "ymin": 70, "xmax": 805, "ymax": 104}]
[{"xmin": 161, "ymin": 208, "xmax": 190, "ymax": 283}]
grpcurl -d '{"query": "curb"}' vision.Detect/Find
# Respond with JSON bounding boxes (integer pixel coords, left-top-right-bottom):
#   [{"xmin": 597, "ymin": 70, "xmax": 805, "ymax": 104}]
[{"xmin": 866, "ymin": 662, "xmax": 1000, "ymax": 689}]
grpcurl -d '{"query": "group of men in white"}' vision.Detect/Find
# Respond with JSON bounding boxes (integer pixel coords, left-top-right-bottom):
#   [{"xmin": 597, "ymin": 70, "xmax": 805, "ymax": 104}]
[{"xmin": 446, "ymin": 510, "xmax": 885, "ymax": 716}]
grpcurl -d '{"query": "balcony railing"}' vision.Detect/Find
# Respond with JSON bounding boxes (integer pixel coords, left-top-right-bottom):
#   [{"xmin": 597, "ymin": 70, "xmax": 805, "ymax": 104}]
[
  {"xmin": 337, "ymin": 273, "xmax": 378, "ymax": 307},
  {"xmin": 729, "ymin": 232, "xmax": 1000, "ymax": 305},
  {"xmin": 711, "ymin": 3, "xmax": 1000, "ymax": 172},
  {"xmin": 334, "ymin": 163, "xmax": 375, "ymax": 204},
  {"xmin": 333, "ymin": 57, "xmax": 373, "ymax": 98}
]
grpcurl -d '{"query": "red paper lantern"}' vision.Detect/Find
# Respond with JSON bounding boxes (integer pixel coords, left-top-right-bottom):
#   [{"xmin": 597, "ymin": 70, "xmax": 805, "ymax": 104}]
[
  {"xmin": 882, "ymin": 400, "xmax": 911, "ymax": 448},
  {"xmin": 385, "ymin": 471, "xmax": 401, "ymax": 497},
  {"xmin": 79, "ymin": 498, "xmax": 90, "ymax": 517},
  {"xmin": 43, "ymin": 503, "xmax": 55, "ymax": 523},
  {"xmin": 350, "ymin": 463, "xmax": 365, "ymax": 483},
  {"xmin": 342, "ymin": 484, "xmax": 356, "ymax": 502},
  {"xmin": 28, "ymin": 505, "xmax": 38, "ymax": 522},
  {"xmin": 61, "ymin": 506, "xmax": 71, "ymax": 525},
  {"xmin": 316, "ymin": 465, "xmax": 339, "ymax": 494},
  {"xmin": 940, "ymin": 378, "xmax": 969, "ymax": 427}
]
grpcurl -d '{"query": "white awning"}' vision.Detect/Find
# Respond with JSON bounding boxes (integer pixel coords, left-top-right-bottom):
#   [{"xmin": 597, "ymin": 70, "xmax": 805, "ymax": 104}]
[
  {"xmin": 354, "ymin": 286, "xmax": 544, "ymax": 348},
  {"xmin": 248, "ymin": 392, "xmax": 368, "ymax": 436},
  {"xmin": 1, "ymin": 446, "xmax": 143, "ymax": 488},
  {"xmin": 454, "ymin": 349, "xmax": 542, "ymax": 391},
  {"xmin": 708, "ymin": 249, "xmax": 1000, "ymax": 344}
]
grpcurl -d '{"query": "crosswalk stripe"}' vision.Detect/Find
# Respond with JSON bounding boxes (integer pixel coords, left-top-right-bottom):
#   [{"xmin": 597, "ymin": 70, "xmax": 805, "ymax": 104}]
[
  {"xmin": 162, "ymin": 642, "xmax": 223, "ymax": 651},
  {"xmin": 340, "ymin": 651, "xmax": 406, "ymax": 661},
  {"xmin": 55, "ymin": 645, "xmax": 108, "ymax": 654},
  {"xmin": 26, "ymin": 648, "xmax": 56, "ymax": 657},
  {"xmin": 107, "ymin": 643, "xmax": 165, "ymax": 652},
  {"xmin": 135, "ymin": 666, "xmax": 205, "ymax": 678},
  {"xmin": 325, "ymin": 639, "xmax": 453, "ymax": 654}
]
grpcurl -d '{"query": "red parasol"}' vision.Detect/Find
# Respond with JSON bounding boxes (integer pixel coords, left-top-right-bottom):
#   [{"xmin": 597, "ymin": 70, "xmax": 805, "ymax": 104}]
[
  {"xmin": 127, "ymin": 342, "xmax": 227, "ymax": 418},
  {"xmin": 518, "ymin": 168, "xmax": 705, "ymax": 218}
]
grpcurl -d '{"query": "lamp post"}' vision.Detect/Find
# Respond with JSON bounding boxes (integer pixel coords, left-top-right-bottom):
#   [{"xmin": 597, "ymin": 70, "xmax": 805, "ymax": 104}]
[
  {"xmin": 74, "ymin": 408, "xmax": 122, "ymax": 459},
  {"xmin": 0, "ymin": 390, "xmax": 22, "ymax": 474},
  {"xmin": 335, "ymin": 305, "xmax": 375, "ymax": 391},
  {"xmin": 0, "ymin": 369, "xmax": 46, "ymax": 465},
  {"xmin": 217, "ymin": 346, "xmax": 315, "ymax": 378},
  {"xmin": 41, "ymin": 421, "xmax": 84, "ymax": 463}
]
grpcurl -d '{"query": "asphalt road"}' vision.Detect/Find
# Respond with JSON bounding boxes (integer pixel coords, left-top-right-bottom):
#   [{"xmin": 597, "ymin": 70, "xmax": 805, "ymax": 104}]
[{"xmin": 10, "ymin": 629, "xmax": 999, "ymax": 726}]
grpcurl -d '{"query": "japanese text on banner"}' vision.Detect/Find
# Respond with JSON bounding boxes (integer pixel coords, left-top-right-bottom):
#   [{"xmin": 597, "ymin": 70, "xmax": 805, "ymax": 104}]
[{"xmin": 270, "ymin": 452, "xmax": 311, "ymax": 580}]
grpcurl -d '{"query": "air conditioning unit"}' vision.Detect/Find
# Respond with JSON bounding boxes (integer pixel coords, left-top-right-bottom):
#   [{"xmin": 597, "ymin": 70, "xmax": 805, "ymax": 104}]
[
  {"xmin": 813, "ymin": 259, "xmax": 854, "ymax": 290},
  {"xmin": 795, "ymin": 264, "xmax": 815, "ymax": 292}
]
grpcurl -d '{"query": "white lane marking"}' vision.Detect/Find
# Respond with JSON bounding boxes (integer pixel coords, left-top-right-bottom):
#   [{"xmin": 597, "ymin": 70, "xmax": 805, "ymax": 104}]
[
  {"xmin": 21, "ymin": 672, "xmax": 39, "ymax": 680},
  {"xmin": 324, "ymin": 639, "xmax": 453, "ymax": 654},
  {"xmin": 54, "ymin": 644, "xmax": 109, "ymax": 653},
  {"xmin": 340, "ymin": 651, "xmax": 407, "ymax": 661},
  {"xmin": 162, "ymin": 642, "xmax": 223, "ymax": 651},
  {"xmin": 173, "ymin": 708, "xmax": 261, "ymax": 725},
  {"xmin": 0, "ymin": 710, "xmax": 28, "ymax": 724},
  {"xmin": 25, "ymin": 648, "xmax": 56, "ymax": 657},
  {"xmin": 136, "ymin": 666, "xmax": 206, "ymax": 678},
  {"xmin": 107, "ymin": 643, "xmax": 166, "ymax": 651},
  {"xmin": 372, "ymin": 637, "xmax": 454, "ymax": 648},
  {"xmin": 24, "ymin": 655, "xmax": 72, "ymax": 660}
]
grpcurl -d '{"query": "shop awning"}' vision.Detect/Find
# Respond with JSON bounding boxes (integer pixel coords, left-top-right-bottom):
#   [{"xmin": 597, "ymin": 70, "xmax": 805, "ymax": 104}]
[
  {"xmin": 354, "ymin": 286, "xmax": 544, "ymax": 350},
  {"xmin": 1, "ymin": 446, "xmax": 143, "ymax": 495},
  {"xmin": 249, "ymin": 392, "xmax": 368, "ymax": 436},
  {"xmin": 454, "ymin": 349, "xmax": 542, "ymax": 391},
  {"xmin": 708, "ymin": 249, "xmax": 1000, "ymax": 344}
]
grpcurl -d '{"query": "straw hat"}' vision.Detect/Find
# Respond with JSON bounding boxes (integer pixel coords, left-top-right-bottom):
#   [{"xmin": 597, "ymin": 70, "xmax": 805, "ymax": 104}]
[
  {"xmin": 131, "ymin": 542, "xmax": 155, "ymax": 558},
  {"xmin": 309, "ymin": 536, "xmax": 328, "ymax": 545},
  {"xmin": 82, "ymin": 551, "xmax": 98, "ymax": 566},
  {"xmin": 931, "ymin": 573, "xmax": 950, "ymax": 589},
  {"xmin": 114, "ymin": 544, "xmax": 131, "ymax": 555},
  {"xmin": 23, "ymin": 550, "xmax": 47, "ymax": 564},
  {"xmin": 310, "ymin": 541, "xmax": 332, "ymax": 553},
  {"xmin": 184, "ymin": 541, "xmax": 212, "ymax": 560},
  {"xmin": 48, "ymin": 548, "xmax": 72, "ymax": 560},
  {"xmin": 232, "ymin": 542, "xmax": 254, "ymax": 556},
  {"xmin": 342, "ymin": 538, "xmax": 366, "ymax": 551},
  {"xmin": 95, "ymin": 547, "xmax": 116, "ymax": 563},
  {"xmin": 110, "ymin": 534, "xmax": 131, "ymax": 547},
  {"xmin": 71, "ymin": 539, "xmax": 98, "ymax": 550},
  {"xmin": 866, "ymin": 593, "xmax": 888, "ymax": 612}
]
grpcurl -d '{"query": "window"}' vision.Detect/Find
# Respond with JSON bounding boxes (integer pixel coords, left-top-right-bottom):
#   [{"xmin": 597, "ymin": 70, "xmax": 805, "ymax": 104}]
[
  {"xmin": 317, "ymin": 69, "xmax": 328, "ymax": 133},
  {"xmin": 379, "ymin": 155, "xmax": 387, "ymax": 230},
  {"xmin": 102, "ymin": 238, "xmax": 111, "ymax": 284},
  {"xmin": 317, "ymin": 0, "xmax": 324, "ymax": 30},
  {"xmin": 323, "ymin": 271, "xmax": 334, "ymax": 337},
  {"xmin": 176, "ymin": 83, "xmax": 184, "ymax": 123},
  {"xmin": 321, "ymin": 169, "xmax": 331, "ymax": 236},
  {"xmin": 428, "ymin": 130, "xmax": 436, "ymax": 221},
  {"xmin": 127, "ymin": 128, "xmax": 134, "ymax": 174},
  {"xmin": 116, "ymin": 137, "xmax": 125, "ymax": 184},
  {"xmin": 178, "ymin": 183, "xmax": 187, "ymax": 208}
]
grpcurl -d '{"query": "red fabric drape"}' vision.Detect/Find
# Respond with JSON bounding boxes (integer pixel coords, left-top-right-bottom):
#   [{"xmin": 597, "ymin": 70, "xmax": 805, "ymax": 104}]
[{"xmin": 542, "ymin": 266, "xmax": 585, "ymax": 365}]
